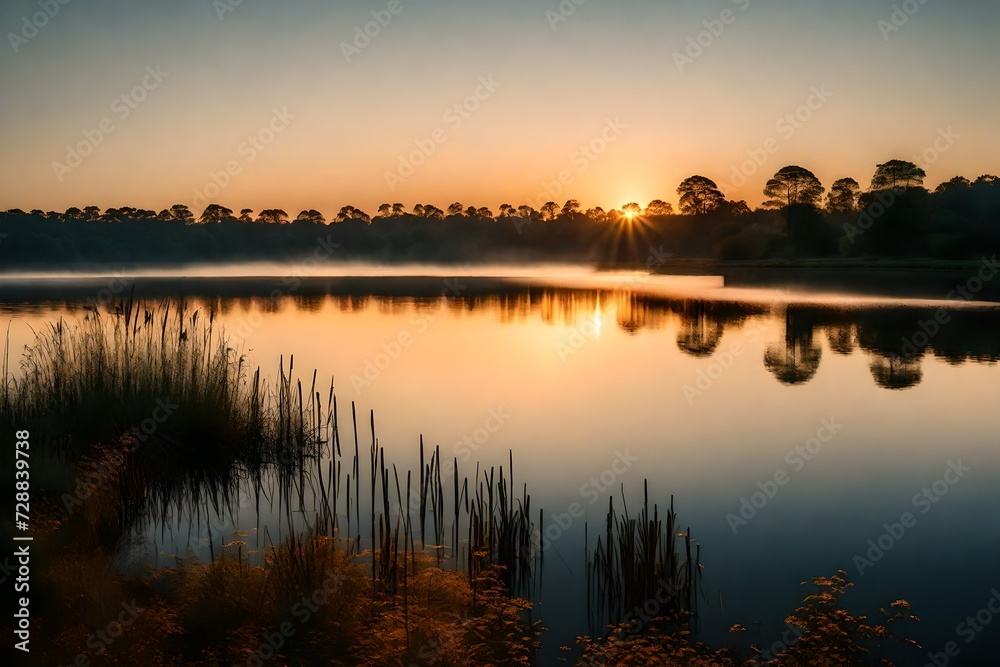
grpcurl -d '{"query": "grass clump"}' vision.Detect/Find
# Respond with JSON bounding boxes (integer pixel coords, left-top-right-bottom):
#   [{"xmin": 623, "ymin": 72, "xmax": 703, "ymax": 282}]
[{"xmin": 2, "ymin": 294, "xmax": 323, "ymax": 467}]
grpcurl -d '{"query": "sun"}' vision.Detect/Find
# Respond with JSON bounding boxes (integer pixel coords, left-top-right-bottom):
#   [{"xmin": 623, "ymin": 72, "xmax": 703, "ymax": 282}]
[{"xmin": 618, "ymin": 202, "xmax": 643, "ymax": 224}]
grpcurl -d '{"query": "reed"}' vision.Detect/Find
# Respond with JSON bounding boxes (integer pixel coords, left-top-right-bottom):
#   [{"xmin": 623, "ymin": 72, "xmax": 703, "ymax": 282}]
[
  {"xmin": 586, "ymin": 481, "xmax": 701, "ymax": 634},
  {"xmin": 2, "ymin": 294, "xmax": 327, "ymax": 464},
  {"xmin": 4, "ymin": 300, "xmax": 547, "ymax": 658}
]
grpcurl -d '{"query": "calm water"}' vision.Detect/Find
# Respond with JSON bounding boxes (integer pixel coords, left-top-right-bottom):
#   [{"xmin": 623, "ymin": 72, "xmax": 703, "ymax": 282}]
[{"xmin": 4, "ymin": 267, "xmax": 1000, "ymax": 665}]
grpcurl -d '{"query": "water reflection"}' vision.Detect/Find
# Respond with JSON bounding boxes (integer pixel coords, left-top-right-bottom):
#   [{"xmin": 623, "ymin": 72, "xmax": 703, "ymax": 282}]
[
  {"xmin": 761, "ymin": 310, "xmax": 820, "ymax": 384},
  {"xmin": 3, "ymin": 276, "xmax": 999, "ymax": 391}
]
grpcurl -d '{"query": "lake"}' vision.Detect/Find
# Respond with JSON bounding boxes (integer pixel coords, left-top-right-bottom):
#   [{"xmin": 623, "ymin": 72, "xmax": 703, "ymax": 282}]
[{"xmin": 3, "ymin": 265, "xmax": 999, "ymax": 665}]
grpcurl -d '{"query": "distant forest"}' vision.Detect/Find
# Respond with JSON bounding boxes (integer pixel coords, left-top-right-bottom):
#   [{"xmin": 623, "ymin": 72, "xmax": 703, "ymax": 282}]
[{"xmin": 2, "ymin": 161, "xmax": 998, "ymax": 269}]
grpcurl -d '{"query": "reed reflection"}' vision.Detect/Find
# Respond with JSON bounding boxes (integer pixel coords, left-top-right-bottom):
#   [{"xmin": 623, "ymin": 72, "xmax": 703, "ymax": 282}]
[{"xmin": 3, "ymin": 278, "xmax": 999, "ymax": 392}]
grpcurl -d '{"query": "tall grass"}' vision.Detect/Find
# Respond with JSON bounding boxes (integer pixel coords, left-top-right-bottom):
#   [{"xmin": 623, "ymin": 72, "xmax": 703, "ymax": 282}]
[
  {"xmin": 2, "ymin": 293, "xmax": 326, "ymax": 466},
  {"xmin": 586, "ymin": 482, "xmax": 701, "ymax": 634},
  {"xmin": 4, "ymin": 299, "xmax": 540, "ymax": 594}
]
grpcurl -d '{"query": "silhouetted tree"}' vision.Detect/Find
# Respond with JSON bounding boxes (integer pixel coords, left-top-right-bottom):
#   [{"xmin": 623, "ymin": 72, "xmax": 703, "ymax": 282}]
[
  {"xmin": 561, "ymin": 199, "xmax": 581, "ymax": 218},
  {"xmin": 377, "ymin": 203, "xmax": 392, "ymax": 217},
  {"xmin": 238, "ymin": 208, "xmax": 254, "ymax": 222},
  {"xmin": 258, "ymin": 208, "xmax": 290, "ymax": 224},
  {"xmin": 645, "ymin": 199, "xmax": 674, "ymax": 216},
  {"xmin": 677, "ymin": 176, "xmax": 725, "ymax": 215},
  {"xmin": 199, "ymin": 204, "xmax": 234, "ymax": 224},
  {"xmin": 498, "ymin": 204, "xmax": 515, "ymax": 218},
  {"xmin": 826, "ymin": 178, "xmax": 861, "ymax": 214},
  {"xmin": 336, "ymin": 206, "xmax": 369, "ymax": 223},
  {"xmin": 169, "ymin": 204, "xmax": 195, "ymax": 223},
  {"xmin": 100, "ymin": 207, "xmax": 123, "ymax": 222},
  {"xmin": 727, "ymin": 200, "xmax": 751, "ymax": 216},
  {"xmin": 447, "ymin": 202, "xmax": 464, "ymax": 216},
  {"xmin": 934, "ymin": 176, "xmax": 971, "ymax": 194},
  {"xmin": 621, "ymin": 202, "xmax": 641, "ymax": 217},
  {"xmin": 391, "ymin": 203, "xmax": 405, "ymax": 216},
  {"xmin": 763, "ymin": 166, "xmax": 824, "ymax": 209},
  {"xmin": 295, "ymin": 209, "xmax": 325, "ymax": 224},
  {"xmin": 476, "ymin": 207, "xmax": 493, "ymax": 219},
  {"xmin": 540, "ymin": 201, "xmax": 559, "ymax": 220},
  {"xmin": 871, "ymin": 160, "xmax": 925, "ymax": 191},
  {"xmin": 586, "ymin": 207, "xmax": 607, "ymax": 223}
]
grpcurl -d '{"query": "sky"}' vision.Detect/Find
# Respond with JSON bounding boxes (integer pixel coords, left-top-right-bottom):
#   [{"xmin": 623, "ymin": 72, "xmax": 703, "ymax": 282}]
[{"xmin": 1, "ymin": 0, "xmax": 998, "ymax": 216}]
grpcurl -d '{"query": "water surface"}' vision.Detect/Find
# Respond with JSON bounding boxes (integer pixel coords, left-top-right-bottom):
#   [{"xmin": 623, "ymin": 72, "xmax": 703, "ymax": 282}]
[{"xmin": 3, "ymin": 267, "xmax": 999, "ymax": 665}]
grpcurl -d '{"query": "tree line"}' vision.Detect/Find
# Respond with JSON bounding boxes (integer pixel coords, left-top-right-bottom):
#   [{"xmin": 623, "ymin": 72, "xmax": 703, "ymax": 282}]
[{"xmin": 1, "ymin": 160, "xmax": 998, "ymax": 267}]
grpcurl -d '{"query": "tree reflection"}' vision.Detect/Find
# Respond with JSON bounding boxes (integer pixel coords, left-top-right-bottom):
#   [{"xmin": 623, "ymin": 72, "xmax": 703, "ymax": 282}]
[
  {"xmin": 764, "ymin": 309, "xmax": 822, "ymax": 385},
  {"xmin": 825, "ymin": 324, "xmax": 856, "ymax": 355},
  {"xmin": 868, "ymin": 354, "xmax": 923, "ymax": 390},
  {"xmin": 615, "ymin": 294, "xmax": 649, "ymax": 334},
  {"xmin": 5, "ymin": 279, "xmax": 1000, "ymax": 394},
  {"xmin": 675, "ymin": 302, "xmax": 725, "ymax": 357}
]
